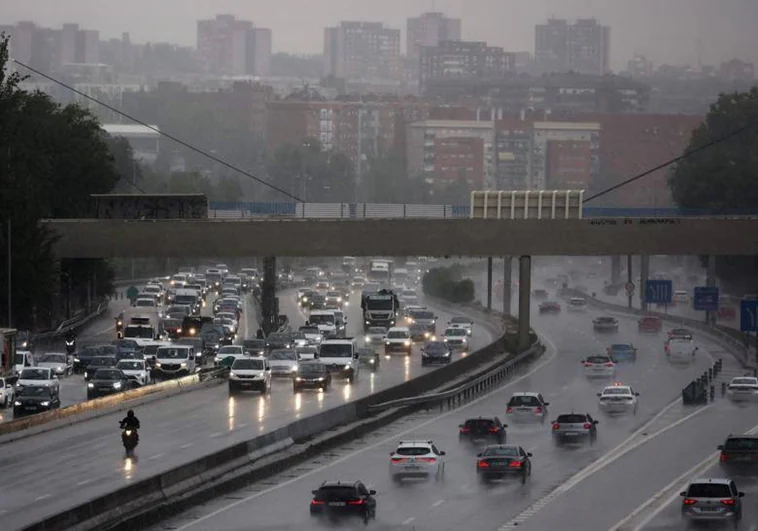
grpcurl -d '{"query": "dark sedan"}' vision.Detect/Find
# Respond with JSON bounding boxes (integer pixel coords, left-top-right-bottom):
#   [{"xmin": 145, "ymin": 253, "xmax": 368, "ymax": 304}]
[
  {"xmin": 13, "ymin": 385, "xmax": 60, "ymax": 417},
  {"xmin": 242, "ymin": 339, "xmax": 267, "ymax": 357},
  {"xmin": 476, "ymin": 445, "xmax": 532, "ymax": 484},
  {"xmin": 538, "ymin": 301, "xmax": 561, "ymax": 314},
  {"xmin": 421, "ymin": 341, "xmax": 452, "ymax": 366},
  {"xmin": 293, "ymin": 362, "xmax": 331, "ymax": 392},
  {"xmin": 310, "ymin": 481, "xmax": 377, "ymax": 524},
  {"xmin": 87, "ymin": 368, "xmax": 130, "ymax": 400},
  {"xmin": 459, "ymin": 417, "xmax": 507, "ymax": 444},
  {"xmin": 83, "ymin": 356, "xmax": 118, "ymax": 381}
]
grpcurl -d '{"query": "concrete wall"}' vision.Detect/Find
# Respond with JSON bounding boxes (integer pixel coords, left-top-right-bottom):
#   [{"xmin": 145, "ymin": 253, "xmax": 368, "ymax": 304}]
[{"xmin": 41, "ymin": 217, "xmax": 755, "ymax": 258}]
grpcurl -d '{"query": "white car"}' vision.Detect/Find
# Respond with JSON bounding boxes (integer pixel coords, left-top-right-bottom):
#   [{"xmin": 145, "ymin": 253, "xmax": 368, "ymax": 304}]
[
  {"xmin": 443, "ymin": 327, "xmax": 469, "ymax": 351},
  {"xmin": 365, "ymin": 326, "xmax": 388, "ymax": 347},
  {"xmin": 17, "ymin": 367, "xmax": 59, "ymax": 394},
  {"xmin": 36, "ymin": 353, "xmax": 72, "ymax": 377},
  {"xmin": 581, "ymin": 355, "xmax": 616, "ymax": 378},
  {"xmin": 726, "ymin": 376, "xmax": 758, "ymax": 402},
  {"xmin": 389, "ymin": 440, "xmax": 446, "ymax": 482},
  {"xmin": 269, "ymin": 349, "xmax": 299, "ymax": 377},
  {"xmin": 665, "ymin": 338, "xmax": 697, "ymax": 363},
  {"xmin": 117, "ymin": 359, "xmax": 151, "ymax": 386},
  {"xmin": 505, "ymin": 392, "xmax": 550, "ymax": 424},
  {"xmin": 448, "ymin": 316, "xmax": 473, "ymax": 336},
  {"xmin": 296, "ymin": 346, "xmax": 319, "ymax": 361},
  {"xmin": 385, "ymin": 327, "xmax": 412, "ymax": 354},
  {"xmin": 214, "ymin": 345, "xmax": 246, "ymax": 366},
  {"xmin": 310, "ymin": 310, "xmax": 337, "ymax": 337},
  {"xmin": 0, "ymin": 376, "xmax": 16, "ymax": 408},
  {"xmin": 14, "ymin": 350, "xmax": 34, "ymax": 375},
  {"xmin": 567, "ymin": 297, "xmax": 588, "ymax": 311},
  {"xmin": 229, "ymin": 356, "xmax": 271, "ymax": 394},
  {"xmin": 299, "ymin": 326, "xmax": 323, "ymax": 345},
  {"xmin": 597, "ymin": 383, "xmax": 639, "ymax": 414}
]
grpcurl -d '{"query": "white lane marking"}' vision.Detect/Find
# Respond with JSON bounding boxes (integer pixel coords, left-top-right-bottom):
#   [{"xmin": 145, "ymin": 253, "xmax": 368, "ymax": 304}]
[
  {"xmin": 77, "ymin": 478, "xmax": 95, "ymax": 486},
  {"xmin": 148, "ymin": 453, "xmax": 164, "ymax": 461},
  {"xmin": 209, "ymin": 432, "xmax": 223, "ymax": 438},
  {"xmin": 402, "ymin": 517, "xmax": 416, "ymax": 525},
  {"xmin": 432, "ymin": 499, "xmax": 445, "ymax": 507},
  {"xmin": 173, "ymin": 333, "xmax": 561, "ymax": 530},
  {"xmin": 179, "ymin": 443, "xmax": 193, "ymax": 450},
  {"xmin": 610, "ymin": 422, "xmax": 758, "ymax": 531},
  {"xmin": 35, "ymin": 494, "xmax": 51, "ymax": 501},
  {"xmin": 497, "ymin": 400, "xmax": 715, "ymax": 530}
]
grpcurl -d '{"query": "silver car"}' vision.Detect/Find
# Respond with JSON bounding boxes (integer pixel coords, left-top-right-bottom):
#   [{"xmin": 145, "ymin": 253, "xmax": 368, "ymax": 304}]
[
  {"xmin": 681, "ymin": 477, "xmax": 743, "ymax": 525},
  {"xmin": 36, "ymin": 353, "xmax": 72, "ymax": 377},
  {"xmin": 364, "ymin": 327, "xmax": 387, "ymax": 347},
  {"xmin": 551, "ymin": 413, "xmax": 598, "ymax": 446}
]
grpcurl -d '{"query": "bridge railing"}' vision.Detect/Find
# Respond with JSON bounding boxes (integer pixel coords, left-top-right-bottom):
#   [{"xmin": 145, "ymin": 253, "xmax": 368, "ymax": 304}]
[{"xmin": 208, "ymin": 202, "xmax": 758, "ymax": 220}]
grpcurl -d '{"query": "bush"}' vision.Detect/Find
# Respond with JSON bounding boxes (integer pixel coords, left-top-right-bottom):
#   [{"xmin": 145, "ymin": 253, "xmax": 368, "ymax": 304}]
[{"xmin": 422, "ymin": 267, "xmax": 475, "ymax": 304}]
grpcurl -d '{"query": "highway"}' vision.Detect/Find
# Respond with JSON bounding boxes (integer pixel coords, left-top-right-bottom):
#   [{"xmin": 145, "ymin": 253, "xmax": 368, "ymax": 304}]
[
  {"xmin": 150, "ymin": 294, "xmax": 747, "ymax": 531},
  {"xmin": 0, "ymin": 287, "xmax": 494, "ymax": 530}
]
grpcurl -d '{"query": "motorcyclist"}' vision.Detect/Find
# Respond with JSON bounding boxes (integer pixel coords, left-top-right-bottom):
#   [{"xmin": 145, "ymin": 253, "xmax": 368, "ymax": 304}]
[
  {"xmin": 256, "ymin": 328, "xmax": 264, "ymax": 339},
  {"xmin": 120, "ymin": 409, "xmax": 141, "ymax": 442},
  {"xmin": 64, "ymin": 328, "xmax": 76, "ymax": 342}
]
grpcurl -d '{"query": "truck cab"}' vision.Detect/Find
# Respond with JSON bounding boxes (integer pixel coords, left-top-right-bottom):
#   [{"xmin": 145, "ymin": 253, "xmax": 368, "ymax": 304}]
[{"xmin": 362, "ymin": 289, "xmax": 399, "ymax": 331}]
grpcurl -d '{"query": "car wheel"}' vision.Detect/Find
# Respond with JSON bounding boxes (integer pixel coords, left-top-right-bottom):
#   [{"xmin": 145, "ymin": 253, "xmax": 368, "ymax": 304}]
[
  {"xmin": 348, "ymin": 374, "xmax": 354, "ymax": 384},
  {"xmin": 521, "ymin": 471, "xmax": 527, "ymax": 484},
  {"xmin": 228, "ymin": 385, "xmax": 237, "ymax": 395},
  {"xmin": 293, "ymin": 385, "xmax": 299, "ymax": 393}
]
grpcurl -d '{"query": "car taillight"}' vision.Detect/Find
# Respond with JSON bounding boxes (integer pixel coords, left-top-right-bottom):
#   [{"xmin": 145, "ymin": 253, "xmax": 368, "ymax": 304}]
[
  {"xmin": 477, "ymin": 460, "xmax": 489, "ymax": 468},
  {"xmin": 391, "ymin": 457, "xmax": 407, "ymax": 463},
  {"xmin": 489, "ymin": 427, "xmax": 500, "ymax": 434},
  {"xmin": 534, "ymin": 407, "xmax": 542, "ymax": 413},
  {"xmin": 506, "ymin": 407, "xmax": 513, "ymax": 413},
  {"xmin": 348, "ymin": 499, "xmax": 365, "ymax": 505},
  {"xmin": 552, "ymin": 423, "xmax": 560, "ymax": 430},
  {"xmin": 720, "ymin": 453, "xmax": 728, "ymax": 462},
  {"xmin": 416, "ymin": 457, "xmax": 437, "ymax": 463},
  {"xmin": 509, "ymin": 460, "xmax": 522, "ymax": 468},
  {"xmin": 460, "ymin": 427, "xmax": 471, "ymax": 433},
  {"xmin": 583, "ymin": 423, "xmax": 592, "ymax": 429},
  {"xmin": 682, "ymin": 498, "xmax": 697, "ymax": 505},
  {"xmin": 721, "ymin": 499, "xmax": 736, "ymax": 506},
  {"xmin": 605, "ymin": 363, "xmax": 614, "ymax": 367},
  {"xmin": 583, "ymin": 362, "xmax": 593, "ymax": 367},
  {"xmin": 311, "ymin": 500, "xmax": 325, "ymax": 505}
]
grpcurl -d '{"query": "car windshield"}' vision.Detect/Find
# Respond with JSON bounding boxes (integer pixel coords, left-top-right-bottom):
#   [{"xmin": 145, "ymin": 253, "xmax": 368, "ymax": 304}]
[
  {"xmin": 20, "ymin": 369, "xmax": 49, "ymax": 380},
  {"xmin": 570, "ymin": 298, "xmax": 586, "ymax": 305},
  {"xmin": 300, "ymin": 327, "xmax": 320, "ymax": 335},
  {"xmin": 218, "ymin": 346, "xmax": 242, "ymax": 355},
  {"xmin": 396, "ymin": 447, "xmax": 431, "ymax": 456},
  {"xmin": 687, "ymin": 483, "xmax": 732, "ymax": 498},
  {"xmin": 411, "ymin": 311, "xmax": 434, "ymax": 319},
  {"xmin": 597, "ymin": 317, "xmax": 615, "ymax": 322},
  {"xmin": 603, "ymin": 387, "xmax": 631, "ymax": 395},
  {"xmin": 465, "ymin": 418, "xmax": 495, "ymax": 429},
  {"xmin": 731, "ymin": 378, "xmax": 758, "ymax": 385},
  {"xmin": 724, "ymin": 438, "xmax": 758, "ymax": 450},
  {"xmin": 314, "ymin": 486, "xmax": 359, "ymax": 501},
  {"xmin": 587, "ymin": 356, "xmax": 611, "ymax": 364},
  {"xmin": 135, "ymin": 299, "xmax": 155, "ymax": 307},
  {"xmin": 93, "ymin": 369, "xmax": 122, "ymax": 380},
  {"xmin": 156, "ymin": 348, "xmax": 189, "ymax": 359},
  {"xmin": 451, "ymin": 317, "xmax": 470, "ymax": 324},
  {"xmin": 163, "ymin": 319, "xmax": 181, "ymax": 328},
  {"xmin": 270, "ymin": 350, "xmax": 297, "ymax": 361},
  {"xmin": 446, "ymin": 329, "xmax": 466, "ymax": 336},
  {"xmin": 299, "ymin": 363, "xmax": 325, "ymax": 374},
  {"xmin": 14, "ymin": 353, "xmax": 26, "ymax": 364},
  {"xmin": 508, "ymin": 395, "xmax": 540, "ymax": 406},
  {"xmin": 556, "ymin": 414, "xmax": 588, "ymax": 423},
  {"xmin": 117, "ymin": 361, "xmax": 144, "ymax": 371},
  {"xmin": 483, "ymin": 446, "xmax": 519, "ymax": 457},
  {"xmin": 40, "ymin": 354, "xmax": 66, "ymax": 364},
  {"xmin": 309, "ymin": 314, "xmax": 335, "ymax": 325},
  {"xmin": 267, "ymin": 334, "xmax": 290, "ymax": 343},
  {"xmin": 425, "ymin": 342, "xmax": 448, "ymax": 353},
  {"xmin": 320, "ymin": 344, "xmax": 352, "ymax": 357},
  {"xmin": 232, "ymin": 359, "xmax": 264, "ymax": 370},
  {"xmin": 387, "ymin": 331, "xmax": 408, "ymax": 339},
  {"xmin": 610, "ymin": 345, "xmax": 632, "ymax": 351},
  {"xmin": 326, "ymin": 292, "xmax": 341, "ymax": 298},
  {"xmin": 18, "ymin": 386, "xmax": 52, "ymax": 398}
]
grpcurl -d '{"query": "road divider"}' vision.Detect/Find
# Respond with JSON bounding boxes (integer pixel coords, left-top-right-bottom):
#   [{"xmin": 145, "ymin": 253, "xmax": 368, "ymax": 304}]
[{"xmin": 25, "ymin": 300, "xmax": 544, "ymax": 531}]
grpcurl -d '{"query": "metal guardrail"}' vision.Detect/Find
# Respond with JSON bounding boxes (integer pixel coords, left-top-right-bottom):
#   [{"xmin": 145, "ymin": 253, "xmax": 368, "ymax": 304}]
[
  {"xmin": 368, "ymin": 340, "xmax": 545, "ymax": 413},
  {"xmin": 33, "ymin": 300, "xmax": 110, "ymax": 343}
]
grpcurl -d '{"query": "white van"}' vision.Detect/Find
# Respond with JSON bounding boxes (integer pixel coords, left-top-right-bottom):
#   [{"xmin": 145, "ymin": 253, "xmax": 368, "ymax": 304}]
[
  {"xmin": 309, "ymin": 310, "xmax": 337, "ymax": 337},
  {"xmin": 14, "ymin": 350, "xmax": 35, "ymax": 375},
  {"xmin": 154, "ymin": 345, "xmax": 195, "ymax": 379}
]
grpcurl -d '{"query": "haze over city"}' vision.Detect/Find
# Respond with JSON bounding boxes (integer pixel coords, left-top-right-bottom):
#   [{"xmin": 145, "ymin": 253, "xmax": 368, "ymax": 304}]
[{"xmin": 5, "ymin": 0, "xmax": 758, "ymax": 68}]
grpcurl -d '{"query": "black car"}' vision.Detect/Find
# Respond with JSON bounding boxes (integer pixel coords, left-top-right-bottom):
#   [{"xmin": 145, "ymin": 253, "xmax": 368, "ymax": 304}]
[
  {"xmin": 87, "ymin": 368, "xmax": 131, "ymax": 399},
  {"xmin": 294, "ymin": 362, "xmax": 331, "ymax": 392},
  {"xmin": 242, "ymin": 339, "xmax": 267, "ymax": 357},
  {"xmin": 356, "ymin": 347, "xmax": 380, "ymax": 372},
  {"xmin": 718, "ymin": 434, "xmax": 758, "ymax": 472},
  {"xmin": 73, "ymin": 346, "xmax": 102, "ymax": 373},
  {"xmin": 310, "ymin": 294, "xmax": 326, "ymax": 310},
  {"xmin": 13, "ymin": 385, "xmax": 60, "ymax": 416},
  {"xmin": 310, "ymin": 481, "xmax": 377, "ymax": 523},
  {"xmin": 421, "ymin": 341, "xmax": 452, "ymax": 366},
  {"xmin": 476, "ymin": 445, "xmax": 532, "ymax": 484},
  {"xmin": 459, "ymin": 417, "xmax": 507, "ymax": 444},
  {"xmin": 84, "ymin": 356, "xmax": 118, "ymax": 381},
  {"xmin": 266, "ymin": 333, "xmax": 293, "ymax": 351}
]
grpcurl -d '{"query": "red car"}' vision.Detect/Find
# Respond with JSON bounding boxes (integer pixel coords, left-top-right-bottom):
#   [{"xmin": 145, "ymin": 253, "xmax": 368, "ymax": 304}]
[
  {"xmin": 638, "ymin": 316, "xmax": 662, "ymax": 333},
  {"xmin": 539, "ymin": 301, "xmax": 562, "ymax": 314}
]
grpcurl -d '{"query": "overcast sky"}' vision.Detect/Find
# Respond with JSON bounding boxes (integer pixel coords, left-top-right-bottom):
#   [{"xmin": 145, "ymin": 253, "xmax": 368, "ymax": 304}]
[{"xmin": 4, "ymin": 0, "xmax": 757, "ymax": 69}]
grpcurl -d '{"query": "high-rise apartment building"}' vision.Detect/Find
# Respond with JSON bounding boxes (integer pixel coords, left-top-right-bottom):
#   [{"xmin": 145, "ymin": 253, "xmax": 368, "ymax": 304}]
[
  {"xmin": 419, "ymin": 40, "xmax": 515, "ymax": 93},
  {"xmin": 406, "ymin": 12, "xmax": 461, "ymax": 63},
  {"xmin": 322, "ymin": 22, "xmax": 401, "ymax": 81},
  {"xmin": 535, "ymin": 18, "xmax": 610, "ymax": 75},
  {"xmin": 197, "ymin": 14, "xmax": 271, "ymax": 76}
]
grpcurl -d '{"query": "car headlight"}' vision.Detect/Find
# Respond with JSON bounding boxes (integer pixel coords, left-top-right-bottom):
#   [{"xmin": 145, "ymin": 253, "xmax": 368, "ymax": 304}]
[
  {"xmin": 291, "ymin": 366, "xmax": 298, "ymax": 372},
  {"xmin": 443, "ymin": 351, "xmax": 450, "ymax": 356},
  {"xmin": 366, "ymin": 320, "xmax": 370, "ymax": 325},
  {"xmin": 369, "ymin": 358, "xmax": 375, "ymax": 364},
  {"xmin": 317, "ymin": 377, "xmax": 325, "ymax": 381},
  {"xmin": 84, "ymin": 372, "xmax": 89, "ymax": 379},
  {"xmin": 365, "ymin": 336, "xmax": 370, "ymax": 341},
  {"xmin": 344, "ymin": 364, "xmax": 351, "ymax": 370},
  {"xmin": 14, "ymin": 400, "xmax": 21, "ymax": 406},
  {"xmin": 74, "ymin": 358, "xmax": 80, "ymax": 363},
  {"xmin": 88, "ymin": 383, "xmax": 94, "ymax": 388},
  {"xmin": 404, "ymin": 340, "xmax": 410, "ymax": 346},
  {"xmin": 385, "ymin": 341, "xmax": 390, "ymax": 345},
  {"xmin": 155, "ymin": 362, "xmax": 162, "ymax": 367},
  {"xmin": 180, "ymin": 362, "xmax": 188, "ymax": 367},
  {"xmin": 113, "ymin": 382, "xmax": 122, "ymax": 389},
  {"xmin": 303, "ymin": 297, "xmax": 308, "ymax": 302},
  {"xmin": 230, "ymin": 371, "xmax": 238, "ymax": 378}
]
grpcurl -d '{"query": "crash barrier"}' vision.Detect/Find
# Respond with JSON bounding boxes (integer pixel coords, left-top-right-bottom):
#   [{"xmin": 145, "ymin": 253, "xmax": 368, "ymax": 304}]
[
  {"xmin": 560, "ymin": 288, "xmax": 753, "ymax": 368},
  {"xmin": 682, "ymin": 359, "xmax": 724, "ymax": 405},
  {"xmin": 367, "ymin": 340, "xmax": 545, "ymax": 413},
  {"xmin": 32, "ymin": 300, "xmax": 110, "ymax": 344},
  {"xmin": 0, "ymin": 368, "xmax": 225, "ymax": 441},
  {"xmin": 25, "ymin": 302, "xmax": 527, "ymax": 530}
]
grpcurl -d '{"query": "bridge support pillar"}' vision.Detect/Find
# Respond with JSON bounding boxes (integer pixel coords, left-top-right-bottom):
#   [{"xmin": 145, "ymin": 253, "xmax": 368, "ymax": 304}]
[
  {"xmin": 611, "ymin": 256, "xmax": 622, "ymax": 285},
  {"xmin": 706, "ymin": 254, "xmax": 716, "ymax": 325},
  {"xmin": 640, "ymin": 255, "xmax": 650, "ymax": 312},
  {"xmin": 518, "ymin": 256, "xmax": 532, "ymax": 351},
  {"xmin": 486, "ymin": 257, "xmax": 493, "ymax": 311},
  {"xmin": 261, "ymin": 256, "xmax": 279, "ymax": 335},
  {"xmin": 503, "ymin": 257, "xmax": 512, "ymax": 316},
  {"xmin": 627, "ymin": 255, "xmax": 633, "ymax": 309}
]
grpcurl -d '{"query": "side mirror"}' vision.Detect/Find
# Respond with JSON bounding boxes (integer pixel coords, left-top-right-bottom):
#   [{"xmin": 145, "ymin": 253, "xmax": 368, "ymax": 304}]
[
  {"xmin": 369, "ymin": 489, "xmax": 376, "ymax": 495},
  {"xmin": 635, "ymin": 392, "xmax": 640, "ymax": 396},
  {"xmin": 596, "ymin": 393, "xmax": 601, "ymax": 397},
  {"xmin": 504, "ymin": 424, "xmax": 508, "ymax": 428},
  {"xmin": 717, "ymin": 445, "xmax": 724, "ymax": 450},
  {"xmin": 527, "ymin": 452, "xmax": 533, "ymax": 457},
  {"xmin": 679, "ymin": 491, "xmax": 686, "ymax": 497},
  {"xmin": 476, "ymin": 452, "xmax": 482, "ymax": 457},
  {"xmin": 458, "ymin": 424, "xmax": 464, "ymax": 428},
  {"xmin": 695, "ymin": 347, "xmax": 699, "ymax": 351},
  {"xmin": 739, "ymin": 492, "xmax": 745, "ymax": 497},
  {"xmin": 543, "ymin": 402, "xmax": 550, "ymax": 406},
  {"xmin": 312, "ymin": 490, "xmax": 318, "ymax": 495},
  {"xmin": 593, "ymin": 420, "xmax": 599, "ymax": 424},
  {"xmin": 389, "ymin": 452, "xmax": 393, "ymax": 456},
  {"xmin": 353, "ymin": 353, "xmax": 359, "ymax": 359},
  {"xmin": 439, "ymin": 450, "xmax": 446, "ymax": 455}
]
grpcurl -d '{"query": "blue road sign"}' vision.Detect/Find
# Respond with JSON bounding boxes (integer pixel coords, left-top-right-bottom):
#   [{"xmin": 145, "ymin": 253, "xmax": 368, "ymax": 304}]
[
  {"xmin": 693, "ymin": 287, "xmax": 719, "ymax": 311},
  {"xmin": 740, "ymin": 300, "xmax": 758, "ymax": 332},
  {"xmin": 645, "ymin": 280, "xmax": 672, "ymax": 304}
]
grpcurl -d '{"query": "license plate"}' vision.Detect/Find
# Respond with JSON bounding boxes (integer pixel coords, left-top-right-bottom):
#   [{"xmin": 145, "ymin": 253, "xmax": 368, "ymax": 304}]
[
  {"xmin": 564, "ymin": 432, "xmax": 578, "ymax": 436},
  {"xmin": 517, "ymin": 407, "xmax": 530, "ymax": 411},
  {"xmin": 328, "ymin": 502, "xmax": 346, "ymax": 507},
  {"xmin": 699, "ymin": 507, "xmax": 719, "ymax": 512},
  {"xmin": 405, "ymin": 465, "xmax": 421, "ymax": 470},
  {"xmin": 733, "ymin": 455, "xmax": 753, "ymax": 461}
]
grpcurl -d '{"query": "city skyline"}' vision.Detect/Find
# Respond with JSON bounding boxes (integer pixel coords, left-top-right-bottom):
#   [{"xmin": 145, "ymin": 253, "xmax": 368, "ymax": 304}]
[{"xmin": 3, "ymin": 0, "xmax": 757, "ymax": 70}]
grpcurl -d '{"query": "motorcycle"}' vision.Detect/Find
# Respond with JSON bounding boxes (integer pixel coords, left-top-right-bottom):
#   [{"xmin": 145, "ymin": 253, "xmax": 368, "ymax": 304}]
[
  {"xmin": 121, "ymin": 427, "xmax": 138, "ymax": 455},
  {"xmin": 65, "ymin": 338, "xmax": 76, "ymax": 355},
  {"xmin": 115, "ymin": 315, "xmax": 124, "ymax": 339}
]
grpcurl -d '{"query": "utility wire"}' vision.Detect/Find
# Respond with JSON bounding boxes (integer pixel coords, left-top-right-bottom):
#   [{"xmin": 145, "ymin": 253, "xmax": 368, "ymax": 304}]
[
  {"xmin": 583, "ymin": 119, "xmax": 758, "ymax": 203},
  {"xmin": 13, "ymin": 59, "xmax": 304, "ymax": 202}
]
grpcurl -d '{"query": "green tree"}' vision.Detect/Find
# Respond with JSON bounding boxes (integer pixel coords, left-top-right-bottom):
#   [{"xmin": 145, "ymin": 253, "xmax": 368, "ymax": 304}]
[
  {"xmin": 0, "ymin": 34, "xmax": 119, "ymax": 330},
  {"xmin": 668, "ymin": 88, "xmax": 758, "ymax": 291}
]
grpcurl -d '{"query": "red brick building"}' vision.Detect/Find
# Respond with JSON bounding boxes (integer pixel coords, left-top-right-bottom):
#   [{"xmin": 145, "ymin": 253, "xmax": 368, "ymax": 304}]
[
  {"xmin": 546, "ymin": 140, "xmax": 592, "ymax": 189},
  {"xmin": 432, "ymin": 137, "xmax": 485, "ymax": 188}
]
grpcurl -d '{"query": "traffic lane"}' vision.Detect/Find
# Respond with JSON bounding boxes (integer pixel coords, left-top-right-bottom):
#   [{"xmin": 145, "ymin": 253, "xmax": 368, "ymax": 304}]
[
  {"xmin": 0, "ymin": 294, "xmax": 493, "ymax": 529},
  {"xmin": 160, "ymin": 308, "xmax": 720, "ymax": 530},
  {"xmin": 521, "ymin": 398, "xmax": 758, "ymax": 531}
]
